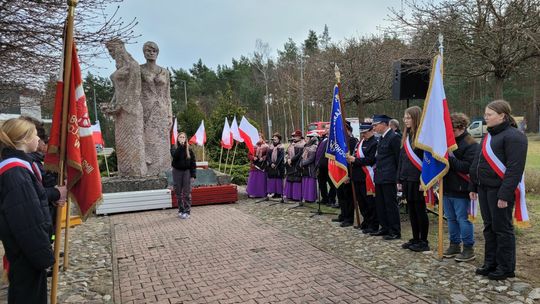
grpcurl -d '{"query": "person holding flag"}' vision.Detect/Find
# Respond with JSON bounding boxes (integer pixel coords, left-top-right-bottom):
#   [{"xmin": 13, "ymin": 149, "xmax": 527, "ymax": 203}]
[
  {"xmin": 397, "ymin": 106, "xmax": 430, "ymax": 251},
  {"xmin": 266, "ymin": 133, "xmax": 285, "ymax": 198},
  {"xmin": 442, "ymin": 112, "xmax": 479, "ymax": 262},
  {"xmin": 347, "ymin": 123, "xmax": 379, "ymax": 234},
  {"xmin": 171, "ymin": 132, "xmax": 196, "ymax": 219},
  {"xmin": 0, "ymin": 118, "xmax": 57, "ymax": 303},
  {"xmin": 334, "ymin": 121, "xmax": 358, "ymax": 227},
  {"xmin": 370, "ymin": 114, "xmax": 402, "ymax": 240},
  {"xmin": 470, "ymin": 100, "xmax": 528, "ymax": 280}
]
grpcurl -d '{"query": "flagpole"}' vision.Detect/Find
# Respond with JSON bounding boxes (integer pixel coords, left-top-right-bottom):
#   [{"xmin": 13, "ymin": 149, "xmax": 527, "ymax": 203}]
[
  {"xmin": 51, "ymin": 1, "xmax": 77, "ymax": 303},
  {"xmin": 102, "ymin": 150, "xmax": 110, "ymax": 177},
  {"xmin": 225, "ymin": 148, "xmax": 230, "ymax": 173},
  {"xmin": 203, "ymin": 145, "xmax": 205, "ymax": 162},
  {"xmin": 229, "ymin": 144, "xmax": 238, "ymax": 176},
  {"xmin": 218, "ymin": 147, "xmax": 223, "ymax": 171},
  {"xmin": 438, "ymin": 181, "xmax": 444, "ymax": 259},
  {"xmin": 335, "ymin": 65, "xmax": 362, "ymax": 227}
]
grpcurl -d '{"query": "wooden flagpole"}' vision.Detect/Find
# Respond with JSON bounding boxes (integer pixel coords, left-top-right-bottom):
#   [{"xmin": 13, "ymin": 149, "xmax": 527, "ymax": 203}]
[
  {"xmin": 335, "ymin": 65, "xmax": 362, "ymax": 227},
  {"xmin": 224, "ymin": 147, "xmax": 230, "ymax": 173},
  {"xmin": 438, "ymin": 181, "xmax": 444, "ymax": 259},
  {"xmin": 51, "ymin": 1, "xmax": 77, "ymax": 303},
  {"xmin": 229, "ymin": 143, "xmax": 238, "ymax": 175},
  {"xmin": 218, "ymin": 147, "xmax": 223, "ymax": 171}
]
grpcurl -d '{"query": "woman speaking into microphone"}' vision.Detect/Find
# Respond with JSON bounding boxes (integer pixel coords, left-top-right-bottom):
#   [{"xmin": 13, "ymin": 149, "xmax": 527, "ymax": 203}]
[{"xmin": 469, "ymin": 100, "xmax": 528, "ymax": 281}]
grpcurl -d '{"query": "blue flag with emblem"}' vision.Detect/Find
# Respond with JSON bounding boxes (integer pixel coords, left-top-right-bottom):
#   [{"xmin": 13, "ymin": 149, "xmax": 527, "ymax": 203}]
[{"xmin": 325, "ymin": 85, "xmax": 348, "ymax": 187}]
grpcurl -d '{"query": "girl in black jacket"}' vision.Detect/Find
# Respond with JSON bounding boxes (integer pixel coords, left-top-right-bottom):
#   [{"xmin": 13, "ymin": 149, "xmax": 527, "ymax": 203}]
[
  {"xmin": 0, "ymin": 118, "xmax": 55, "ymax": 304},
  {"xmin": 397, "ymin": 106, "xmax": 430, "ymax": 252},
  {"xmin": 470, "ymin": 100, "xmax": 527, "ymax": 280},
  {"xmin": 171, "ymin": 132, "xmax": 196, "ymax": 219}
]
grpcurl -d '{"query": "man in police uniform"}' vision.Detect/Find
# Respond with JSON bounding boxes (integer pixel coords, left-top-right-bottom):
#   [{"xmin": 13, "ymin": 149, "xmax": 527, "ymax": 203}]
[
  {"xmin": 347, "ymin": 122, "xmax": 379, "ymax": 234},
  {"xmin": 370, "ymin": 114, "xmax": 402, "ymax": 240}
]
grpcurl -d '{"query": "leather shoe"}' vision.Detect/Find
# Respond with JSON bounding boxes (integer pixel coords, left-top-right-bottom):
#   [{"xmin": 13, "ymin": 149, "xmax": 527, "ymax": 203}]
[
  {"xmin": 383, "ymin": 234, "xmax": 401, "ymax": 240},
  {"xmin": 362, "ymin": 228, "xmax": 376, "ymax": 234},
  {"xmin": 475, "ymin": 265, "xmax": 496, "ymax": 276},
  {"xmin": 488, "ymin": 270, "xmax": 515, "ymax": 280},
  {"xmin": 370, "ymin": 230, "xmax": 388, "ymax": 236},
  {"xmin": 331, "ymin": 218, "xmax": 343, "ymax": 223},
  {"xmin": 340, "ymin": 221, "xmax": 353, "ymax": 227}
]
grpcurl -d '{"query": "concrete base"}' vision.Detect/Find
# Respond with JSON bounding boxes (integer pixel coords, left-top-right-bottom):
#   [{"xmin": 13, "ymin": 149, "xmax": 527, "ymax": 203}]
[{"xmin": 101, "ymin": 176, "xmax": 168, "ymax": 193}]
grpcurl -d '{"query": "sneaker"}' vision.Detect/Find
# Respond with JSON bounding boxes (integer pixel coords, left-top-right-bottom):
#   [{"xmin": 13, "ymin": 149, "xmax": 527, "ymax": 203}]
[
  {"xmin": 178, "ymin": 212, "xmax": 184, "ymax": 218},
  {"xmin": 443, "ymin": 243, "xmax": 461, "ymax": 258},
  {"xmin": 184, "ymin": 213, "xmax": 190, "ymax": 219},
  {"xmin": 455, "ymin": 246, "xmax": 476, "ymax": 262}
]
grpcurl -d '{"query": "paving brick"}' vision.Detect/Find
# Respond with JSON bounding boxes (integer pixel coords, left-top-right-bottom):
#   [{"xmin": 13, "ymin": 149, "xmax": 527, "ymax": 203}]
[{"xmin": 112, "ymin": 206, "xmax": 428, "ymax": 304}]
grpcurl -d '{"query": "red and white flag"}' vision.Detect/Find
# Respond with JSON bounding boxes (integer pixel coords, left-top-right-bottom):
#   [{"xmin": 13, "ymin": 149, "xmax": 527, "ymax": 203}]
[
  {"xmin": 220, "ymin": 117, "xmax": 233, "ymax": 150},
  {"xmin": 189, "ymin": 120, "xmax": 206, "ymax": 146},
  {"xmin": 230, "ymin": 116, "xmax": 244, "ymax": 143},
  {"xmin": 44, "ymin": 41, "xmax": 102, "ymax": 219},
  {"xmin": 90, "ymin": 121, "xmax": 105, "ymax": 146},
  {"xmin": 239, "ymin": 116, "xmax": 259, "ymax": 155},
  {"xmin": 170, "ymin": 117, "xmax": 178, "ymax": 145}
]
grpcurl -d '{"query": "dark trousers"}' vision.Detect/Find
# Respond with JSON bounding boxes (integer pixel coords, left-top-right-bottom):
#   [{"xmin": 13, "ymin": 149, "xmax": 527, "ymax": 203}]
[
  {"xmin": 317, "ymin": 167, "xmax": 336, "ymax": 204},
  {"xmin": 353, "ymin": 181, "xmax": 379, "ymax": 230},
  {"xmin": 375, "ymin": 183, "xmax": 401, "ymax": 235},
  {"xmin": 403, "ymin": 181, "xmax": 429, "ymax": 241},
  {"xmin": 478, "ymin": 185, "xmax": 516, "ymax": 273},
  {"xmin": 173, "ymin": 168, "xmax": 192, "ymax": 214},
  {"xmin": 8, "ymin": 255, "xmax": 47, "ymax": 303},
  {"xmin": 337, "ymin": 182, "xmax": 354, "ymax": 223}
]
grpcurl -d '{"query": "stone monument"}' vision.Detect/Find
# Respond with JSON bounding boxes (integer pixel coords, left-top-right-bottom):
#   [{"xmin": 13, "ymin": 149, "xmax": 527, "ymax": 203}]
[{"xmin": 102, "ymin": 40, "xmax": 172, "ymax": 177}]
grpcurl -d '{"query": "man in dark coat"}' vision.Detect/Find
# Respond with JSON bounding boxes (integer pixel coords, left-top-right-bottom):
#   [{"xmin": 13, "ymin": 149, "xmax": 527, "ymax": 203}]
[
  {"xmin": 370, "ymin": 114, "xmax": 402, "ymax": 240},
  {"xmin": 315, "ymin": 124, "xmax": 336, "ymax": 207}
]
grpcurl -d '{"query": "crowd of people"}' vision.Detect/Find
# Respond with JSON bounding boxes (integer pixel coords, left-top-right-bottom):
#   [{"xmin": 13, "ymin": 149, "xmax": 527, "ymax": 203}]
[{"xmin": 246, "ymin": 100, "xmax": 527, "ymax": 281}]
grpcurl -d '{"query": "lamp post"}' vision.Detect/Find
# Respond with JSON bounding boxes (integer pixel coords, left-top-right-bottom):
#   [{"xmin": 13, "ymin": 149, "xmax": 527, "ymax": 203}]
[
  {"xmin": 300, "ymin": 57, "xmax": 304, "ymax": 133},
  {"xmin": 179, "ymin": 79, "xmax": 187, "ymax": 106}
]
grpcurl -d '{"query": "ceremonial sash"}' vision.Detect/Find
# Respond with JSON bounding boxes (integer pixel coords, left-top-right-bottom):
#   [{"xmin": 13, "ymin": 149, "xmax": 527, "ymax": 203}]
[
  {"xmin": 456, "ymin": 172, "xmax": 478, "ymax": 222},
  {"xmin": 404, "ymin": 136, "xmax": 436, "ymax": 208},
  {"xmin": 356, "ymin": 139, "xmax": 375, "ymax": 196},
  {"xmin": 0, "ymin": 158, "xmax": 42, "ymax": 182},
  {"xmin": 481, "ymin": 133, "xmax": 529, "ymax": 227}
]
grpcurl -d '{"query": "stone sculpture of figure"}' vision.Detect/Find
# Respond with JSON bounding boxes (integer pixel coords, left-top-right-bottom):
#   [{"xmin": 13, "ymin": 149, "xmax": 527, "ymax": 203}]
[
  {"xmin": 140, "ymin": 41, "xmax": 173, "ymax": 175},
  {"xmin": 103, "ymin": 39, "xmax": 147, "ymax": 176}
]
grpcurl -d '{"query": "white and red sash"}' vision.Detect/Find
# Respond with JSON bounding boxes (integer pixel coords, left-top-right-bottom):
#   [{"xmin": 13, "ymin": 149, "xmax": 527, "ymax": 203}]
[
  {"xmin": 356, "ymin": 139, "xmax": 375, "ymax": 196},
  {"xmin": 0, "ymin": 158, "xmax": 42, "ymax": 182},
  {"xmin": 404, "ymin": 136, "xmax": 436, "ymax": 208},
  {"xmin": 482, "ymin": 133, "xmax": 529, "ymax": 227},
  {"xmin": 455, "ymin": 171, "xmax": 478, "ymax": 221}
]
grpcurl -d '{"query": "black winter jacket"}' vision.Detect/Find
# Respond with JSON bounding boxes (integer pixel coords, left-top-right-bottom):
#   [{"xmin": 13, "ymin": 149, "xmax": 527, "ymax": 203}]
[
  {"xmin": 266, "ymin": 145, "xmax": 285, "ymax": 178},
  {"xmin": 443, "ymin": 132, "xmax": 479, "ymax": 198},
  {"xmin": 351, "ymin": 135, "xmax": 377, "ymax": 182},
  {"xmin": 397, "ymin": 134, "xmax": 423, "ymax": 183},
  {"xmin": 374, "ymin": 129, "xmax": 401, "ymax": 184},
  {"xmin": 469, "ymin": 121, "xmax": 527, "ymax": 202},
  {"xmin": 29, "ymin": 152, "xmax": 60, "ymax": 203},
  {"xmin": 0, "ymin": 148, "xmax": 55, "ymax": 271},
  {"xmin": 170, "ymin": 144, "xmax": 197, "ymax": 178}
]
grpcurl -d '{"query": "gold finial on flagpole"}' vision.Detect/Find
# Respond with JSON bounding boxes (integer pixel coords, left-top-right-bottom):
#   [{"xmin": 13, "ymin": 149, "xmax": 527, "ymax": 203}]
[{"xmin": 334, "ymin": 64, "xmax": 341, "ymax": 83}]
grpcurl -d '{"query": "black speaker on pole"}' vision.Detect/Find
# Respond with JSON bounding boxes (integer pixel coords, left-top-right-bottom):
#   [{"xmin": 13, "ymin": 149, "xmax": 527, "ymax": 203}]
[{"xmin": 392, "ymin": 59, "xmax": 431, "ymax": 101}]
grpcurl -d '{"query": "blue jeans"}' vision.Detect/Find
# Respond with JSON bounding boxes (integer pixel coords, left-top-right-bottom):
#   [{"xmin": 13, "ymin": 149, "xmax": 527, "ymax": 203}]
[{"xmin": 443, "ymin": 196, "xmax": 475, "ymax": 247}]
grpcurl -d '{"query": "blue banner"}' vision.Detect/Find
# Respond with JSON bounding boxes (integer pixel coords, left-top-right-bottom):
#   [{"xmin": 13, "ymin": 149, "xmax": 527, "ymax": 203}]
[{"xmin": 325, "ymin": 85, "xmax": 348, "ymax": 187}]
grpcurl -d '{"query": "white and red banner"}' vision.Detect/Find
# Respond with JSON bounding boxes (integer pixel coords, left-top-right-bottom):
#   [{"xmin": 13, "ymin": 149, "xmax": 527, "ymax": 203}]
[
  {"xmin": 189, "ymin": 120, "xmax": 206, "ymax": 146},
  {"xmin": 482, "ymin": 133, "xmax": 529, "ymax": 227},
  {"xmin": 356, "ymin": 140, "xmax": 375, "ymax": 196},
  {"xmin": 230, "ymin": 116, "xmax": 244, "ymax": 143},
  {"xmin": 170, "ymin": 117, "xmax": 178, "ymax": 145},
  {"xmin": 90, "ymin": 121, "xmax": 105, "ymax": 146},
  {"xmin": 238, "ymin": 116, "xmax": 259, "ymax": 155},
  {"xmin": 220, "ymin": 117, "xmax": 233, "ymax": 150},
  {"xmin": 44, "ymin": 41, "xmax": 102, "ymax": 219}
]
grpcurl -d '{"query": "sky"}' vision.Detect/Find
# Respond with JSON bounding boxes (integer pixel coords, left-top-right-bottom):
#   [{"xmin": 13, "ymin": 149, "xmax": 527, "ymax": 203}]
[{"xmin": 91, "ymin": 0, "xmax": 404, "ymax": 77}]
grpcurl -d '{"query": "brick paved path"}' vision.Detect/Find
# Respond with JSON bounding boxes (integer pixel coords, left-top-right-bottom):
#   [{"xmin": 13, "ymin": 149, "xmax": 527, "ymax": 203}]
[{"xmin": 111, "ymin": 205, "xmax": 429, "ymax": 304}]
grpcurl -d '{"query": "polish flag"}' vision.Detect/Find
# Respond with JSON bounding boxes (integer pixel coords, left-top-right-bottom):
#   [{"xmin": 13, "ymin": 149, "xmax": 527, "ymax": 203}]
[
  {"xmin": 170, "ymin": 117, "xmax": 178, "ymax": 145},
  {"xmin": 238, "ymin": 116, "xmax": 259, "ymax": 155},
  {"xmin": 220, "ymin": 117, "xmax": 233, "ymax": 149},
  {"xmin": 189, "ymin": 120, "xmax": 206, "ymax": 146},
  {"xmin": 230, "ymin": 116, "xmax": 244, "ymax": 143},
  {"xmin": 90, "ymin": 121, "xmax": 105, "ymax": 146}
]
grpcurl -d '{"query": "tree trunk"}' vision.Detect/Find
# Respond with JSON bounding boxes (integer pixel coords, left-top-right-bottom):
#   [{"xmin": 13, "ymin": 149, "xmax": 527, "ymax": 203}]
[
  {"xmin": 357, "ymin": 101, "xmax": 364, "ymax": 122},
  {"xmin": 494, "ymin": 77, "xmax": 504, "ymax": 100}
]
